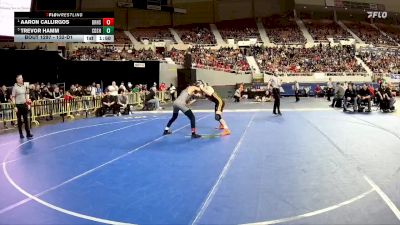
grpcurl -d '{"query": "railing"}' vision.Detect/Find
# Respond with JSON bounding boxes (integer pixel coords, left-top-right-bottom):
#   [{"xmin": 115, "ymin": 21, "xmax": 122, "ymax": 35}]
[{"xmin": 0, "ymin": 92, "xmax": 168, "ymax": 127}]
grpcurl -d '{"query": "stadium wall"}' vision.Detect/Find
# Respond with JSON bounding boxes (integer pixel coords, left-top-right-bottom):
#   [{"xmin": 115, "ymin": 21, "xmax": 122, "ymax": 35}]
[
  {"xmin": 78, "ymin": 0, "xmax": 295, "ymax": 28},
  {"xmin": 295, "ymin": 0, "xmax": 400, "ymax": 13},
  {"xmin": 173, "ymin": 1, "xmax": 214, "ymax": 25}
]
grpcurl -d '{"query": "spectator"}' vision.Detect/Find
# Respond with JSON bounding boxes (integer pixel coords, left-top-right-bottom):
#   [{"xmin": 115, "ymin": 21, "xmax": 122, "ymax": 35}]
[
  {"xmin": 144, "ymin": 87, "xmax": 161, "ymax": 110},
  {"xmin": 343, "ymin": 83, "xmax": 357, "ymax": 112},
  {"xmin": 117, "ymin": 90, "xmax": 130, "ymax": 115},
  {"xmin": 169, "ymin": 84, "xmax": 176, "ymax": 101},
  {"xmin": 330, "ymin": 82, "xmax": 345, "ymax": 107},
  {"xmin": 315, "ymin": 84, "xmax": 323, "ymax": 97},
  {"xmin": 357, "ymin": 83, "xmax": 372, "ymax": 112},
  {"xmin": 101, "ymin": 90, "xmax": 117, "ymax": 115},
  {"xmin": 95, "ymin": 84, "xmax": 103, "ymax": 96}
]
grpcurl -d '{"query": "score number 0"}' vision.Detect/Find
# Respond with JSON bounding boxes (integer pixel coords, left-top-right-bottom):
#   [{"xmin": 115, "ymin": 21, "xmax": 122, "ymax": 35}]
[{"xmin": 102, "ymin": 18, "xmax": 114, "ymax": 26}]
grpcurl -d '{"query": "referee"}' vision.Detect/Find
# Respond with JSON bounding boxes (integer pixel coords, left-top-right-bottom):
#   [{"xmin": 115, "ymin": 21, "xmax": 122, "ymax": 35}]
[
  {"xmin": 268, "ymin": 73, "xmax": 282, "ymax": 116},
  {"xmin": 11, "ymin": 74, "xmax": 33, "ymax": 139}
]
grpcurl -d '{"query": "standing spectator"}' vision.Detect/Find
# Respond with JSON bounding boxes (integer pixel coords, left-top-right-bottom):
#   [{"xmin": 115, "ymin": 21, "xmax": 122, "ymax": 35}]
[
  {"xmin": 95, "ymin": 84, "xmax": 103, "ymax": 96},
  {"xmin": 0, "ymin": 85, "xmax": 8, "ymax": 103},
  {"xmin": 11, "ymin": 75, "xmax": 33, "ymax": 139},
  {"xmin": 119, "ymin": 82, "xmax": 126, "ymax": 92},
  {"xmin": 331, "ymin": 83, "xmax": 345, "ymax": 108},
  {"xmin": 327, "ymin": 78, "xmax": 333, "ymax": 101},
  {"xmin": 132, "ymin": 85, "xmax": 140, "ymax": 93},
  {"xmin": 108, "ymin": 81, "xmax": 119, "ymax": 104},
  {"xmin": 294, "ymin": 81, "xmax": 300, "ymax": 102},
  {"xmin": 64, "ymin": 91, "xmax": 74, "ymax": 101},
  {"xmin": 159, "ymin": 83, "xmax": 166, "ymax": 91},
  {"xmin": 90, "ymin": 83, "xmax": 97, "ymax": 97},
  {"xmin": 53, "ymin": 87, "xmax": 63, "ymax": 99},
  {"xmin": 0, "ymin": 85, "xmax": 13, "ymax": 129},
  {"xmin": 127, "ymin": 82, "xmax": 133, "ymax": 92},
  {"xmin": 169, "ymin": 84, "xmax": 176, "ymax": 101}
]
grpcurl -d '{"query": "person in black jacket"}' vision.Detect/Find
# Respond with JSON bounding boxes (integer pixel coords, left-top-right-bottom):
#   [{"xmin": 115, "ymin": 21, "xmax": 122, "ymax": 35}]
[
  {"xmin": 377, "ymin": 83, "xmax": 396, "ymax": 112},
  {"xmin": 143, "ymin": 87, "xmax": 160, "ymax": 110},
  {"xmin": 343, "ymin": 83, "xmax": 357, "ymax": 112},
  {"xmin": 357, "ymin": 83, "xmax": 372, "ymax": 112}
]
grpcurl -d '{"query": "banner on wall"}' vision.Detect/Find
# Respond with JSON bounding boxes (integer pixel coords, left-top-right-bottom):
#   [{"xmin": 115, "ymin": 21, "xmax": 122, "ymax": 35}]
[{"xmin": 134, "ymin": 63, "xmax": 146, "ymax": 68}]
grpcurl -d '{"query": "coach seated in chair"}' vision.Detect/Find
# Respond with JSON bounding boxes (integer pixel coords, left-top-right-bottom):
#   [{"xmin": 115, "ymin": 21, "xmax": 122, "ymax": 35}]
[
  {"xmin": 357, "ymin": 83, "xmax": 372, "ymax": 112},
  {"xmin": 376, "ymin": 83, "xmax": 396, "ymax": 112},
  {"xmin": 314, "ymin": 84, "xmax": 324, "ymax": 97},
  {"xmin": 118, "ymin": 90, "xmax": 130, "ymax": 115},
  {"xmin": 143, "ymin": 87, "xmax": 161, "ymax": 111},
  {"xmin": 101, "ymin": 90, "xmax": 117, "ymax": 116},
  {"xmin": 343, "ymin": 83, "xmax": 357, "ymax": 112},
  {"xmin": 331, "ymin": 82, "xmax": 345, "ymax": 108}
]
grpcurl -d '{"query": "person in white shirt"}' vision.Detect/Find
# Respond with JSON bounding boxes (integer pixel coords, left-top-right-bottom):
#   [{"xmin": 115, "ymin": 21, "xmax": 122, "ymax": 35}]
[
  {"xmin": 169, "ymin": 84, "xmax": 176, "ymax": 101},
  {"xmin": 108, "ymin": 81, "xmax": 118, "ymax": 96},
  {"xmin": 108, "ymin": 81, "xmax": 119, "ymax": 103},
  {"xmin": 268, "ymin": 73, "xmax": 282, "ymax": 116},
  {"xmin": 327, "ymin": 78, "xmax": 333, "ymax": 101}
]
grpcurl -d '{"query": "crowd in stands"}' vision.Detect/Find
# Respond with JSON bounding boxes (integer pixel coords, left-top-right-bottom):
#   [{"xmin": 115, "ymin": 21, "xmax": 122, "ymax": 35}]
[
  {"xmin": 359, "ymin": 49, "xmax": 400, "ymax": 73},
  {"xmin": 166, "ymin": 47, "xmax": 250, "ymax": 73},
  {"xmin": 263, "ymin": 17, "xmax": 306, "ymax": 44},
  {"xmin": 114, "ymin": 29, "xmax": 131, "ymax": 44},
  {"xmin": 375, "ymin": 23, "xmax": 400, "ymax": 44},
  {"xmin": 217, "ymin": 19, "xmax": 260, "ymax": 42},
  {"xmin": 303, "ymin": 20, "xmax": 352, "ymax": 42},
  {"xmin": 344, "ymin": 22, "xmax": 398, "ymax": 46},
  {"xmin": 68, "ymin": 47, "xmax": 163, "ymax": 61},
  {"xmin": 176, "ymin": 24, "xmax": 216, "ymax": 45},
  {"xmin": 253, "ymin": 45, "xmax": 364, "ymax": 73},
  {"xmin": 131, "ymin": 27, "xmax": 174, "ymax": 43}
]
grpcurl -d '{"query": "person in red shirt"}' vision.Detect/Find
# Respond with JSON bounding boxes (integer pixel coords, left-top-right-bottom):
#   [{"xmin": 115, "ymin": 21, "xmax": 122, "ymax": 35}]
[
  {"xmin": 315, "ymin": 85, "xmax": 322, "ymax": 97},
  {"xmin": 159, "ymin": 83, "xmax": 166, "ymax": 92},
  {"xmin": 368, "ymin": 84, "xmax": 375, "ymax": 98},
  {"xmin": 64, "ymin": 91, "xmax": 74, "ymax": 101}
]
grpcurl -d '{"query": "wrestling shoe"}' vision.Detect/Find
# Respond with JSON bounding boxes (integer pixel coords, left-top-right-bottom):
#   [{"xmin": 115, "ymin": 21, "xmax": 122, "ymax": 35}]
[
  {"xmin": 163, "ymin": 130, "xmax": 172, "ymax": 135},
  {"xmin": 191, "ymin": 133, "xmax": 202, "ymax": 139},
  {"xmin": 217, "ymin": 124, "xmax": 225, "ymax": 130},
  {"xmin": 221, "ymin": 129, "xmax": 231, "ymax": 136}
]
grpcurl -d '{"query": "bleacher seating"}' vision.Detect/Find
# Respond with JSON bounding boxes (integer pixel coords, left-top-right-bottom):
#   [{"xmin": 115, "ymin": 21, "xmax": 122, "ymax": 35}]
[
  {"xmin": 375, "ymin": 23, "xmax": 400, "ymax": 44},
  {"xmin": 216, "ymin": 19, "xmax": 261, "ymax": 42},
  {"xmin": 303, "ymin": 20, "xmax": 352, "ymax": 42},
  {"xmin": 252, "ymin": 45, "xmax": 365, "ymax": 73},
  {"xmin": 175, "ymin": 24, "xmax": 216, "ymax": 45},
  {"xmin": 344, "ymin": 21, "xmax": 398, "ymax": 46},
  {"xmin": 360, "ymin": 49, "xmax": 400, "ymax": 73},
  {"xmin": 263, "ymin": 16, "xmax": 306, "ymax": 44},
  {"xmin": 131, "ymin": 27, "xmax": 175, "ymax": 43}
]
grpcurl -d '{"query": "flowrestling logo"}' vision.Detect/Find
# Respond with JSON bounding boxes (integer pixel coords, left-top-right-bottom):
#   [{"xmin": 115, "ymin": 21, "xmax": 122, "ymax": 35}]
[{"xmin": 367, "ymin": 11, "xmax": 388, "ymax": 19}]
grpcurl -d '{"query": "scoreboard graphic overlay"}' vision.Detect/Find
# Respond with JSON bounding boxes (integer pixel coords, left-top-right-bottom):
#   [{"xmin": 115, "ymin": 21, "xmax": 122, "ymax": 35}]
[{"xmin": 14, "ymin": 12, "xmax": 114, "ymax": 42}]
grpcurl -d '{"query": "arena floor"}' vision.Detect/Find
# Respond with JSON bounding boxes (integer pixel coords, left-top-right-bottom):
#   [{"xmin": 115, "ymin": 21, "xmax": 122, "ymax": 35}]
[{"xmin": 0, "ymin": 97, "xmax": 399, "ymax": 225}]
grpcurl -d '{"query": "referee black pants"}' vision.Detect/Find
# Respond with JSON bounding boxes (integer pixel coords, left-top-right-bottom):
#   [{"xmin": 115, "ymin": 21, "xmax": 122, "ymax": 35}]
[
  {"xmin": 273, "ymin": 88, "xmax": 281, "ymax": 114},
  {"xmin": 16, "ymin": 104, "xmax": 31, "ymax": 136}
]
